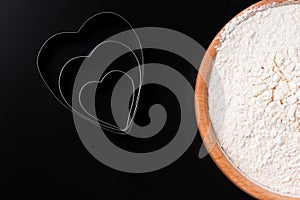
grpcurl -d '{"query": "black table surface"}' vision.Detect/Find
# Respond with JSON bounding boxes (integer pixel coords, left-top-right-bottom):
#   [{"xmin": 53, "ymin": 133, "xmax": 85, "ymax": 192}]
[{"xmin": 1, "ymin": 0, "xmax": 260, "ymax": 199}]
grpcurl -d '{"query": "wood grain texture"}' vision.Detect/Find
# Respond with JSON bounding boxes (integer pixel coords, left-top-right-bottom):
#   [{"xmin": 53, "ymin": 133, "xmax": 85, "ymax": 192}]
[{"xmin": 195, "ymin": 0, "xmax": 300, "ymax": 199}]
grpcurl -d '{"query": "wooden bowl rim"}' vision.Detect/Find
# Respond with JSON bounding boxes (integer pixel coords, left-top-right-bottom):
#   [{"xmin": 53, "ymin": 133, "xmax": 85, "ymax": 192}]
[{"xmin": 195, "ymin": 0, "xmax": 300, "ymax": 199}]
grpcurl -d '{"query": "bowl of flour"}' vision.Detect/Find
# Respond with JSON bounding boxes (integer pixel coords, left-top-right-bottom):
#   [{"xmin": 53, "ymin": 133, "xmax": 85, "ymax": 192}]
[{"xmin": 195, "ymin": 0, "xmax": 300, "ymax": 199}]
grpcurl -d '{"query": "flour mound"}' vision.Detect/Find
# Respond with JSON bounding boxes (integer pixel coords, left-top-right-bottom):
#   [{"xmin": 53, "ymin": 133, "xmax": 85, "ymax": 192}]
[{"xmin": 209, "ymin": 2, "xmax": 300, "ymax": 196}]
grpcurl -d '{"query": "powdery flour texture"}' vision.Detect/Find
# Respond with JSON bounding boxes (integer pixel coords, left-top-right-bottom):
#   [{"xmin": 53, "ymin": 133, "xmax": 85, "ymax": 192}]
[{"xmin": 209, "ymin": 2, "xmax": 300, "ymax": 196}]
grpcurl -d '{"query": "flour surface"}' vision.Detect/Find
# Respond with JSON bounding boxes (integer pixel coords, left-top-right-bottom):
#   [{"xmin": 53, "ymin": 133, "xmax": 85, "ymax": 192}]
[{"xmin": 209, "ymin": 2, "xmax": 300, "ymax": 196}]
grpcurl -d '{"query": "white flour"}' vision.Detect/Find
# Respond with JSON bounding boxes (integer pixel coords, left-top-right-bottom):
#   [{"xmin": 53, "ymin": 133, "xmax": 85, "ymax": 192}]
[{"xmin": 209, "ymin": 2, "xmax": 300, "ymax": 196}]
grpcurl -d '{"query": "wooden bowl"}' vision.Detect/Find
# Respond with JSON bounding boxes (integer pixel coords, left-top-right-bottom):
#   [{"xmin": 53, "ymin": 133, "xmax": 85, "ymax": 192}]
[{"xmin": 195, "ymin": 0, "xmax": 300, "ymax": 199}]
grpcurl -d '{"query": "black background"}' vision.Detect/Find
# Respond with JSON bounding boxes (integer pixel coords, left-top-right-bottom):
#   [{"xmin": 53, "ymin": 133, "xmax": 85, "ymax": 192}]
[{"xmin": 1, "ymin": 0, "xmax": 260, "ymax": 199}]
